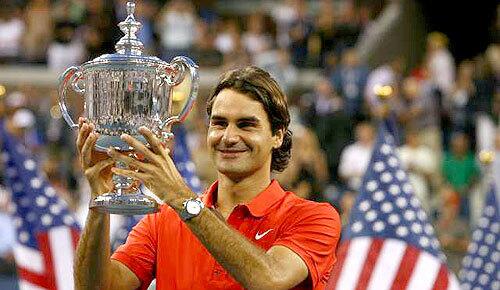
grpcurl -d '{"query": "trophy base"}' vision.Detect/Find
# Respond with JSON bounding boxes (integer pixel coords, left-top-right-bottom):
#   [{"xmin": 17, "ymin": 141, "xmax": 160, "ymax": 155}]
[{"xmin": 90, "ymin": 192, "xmax": 160, "ymax": 215}]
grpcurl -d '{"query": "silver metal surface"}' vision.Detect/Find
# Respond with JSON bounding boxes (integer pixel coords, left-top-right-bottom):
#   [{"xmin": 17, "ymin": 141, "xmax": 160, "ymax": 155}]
[{"xmin": 58, "ymin": 1, "xmax": 199, "ymax": 215}]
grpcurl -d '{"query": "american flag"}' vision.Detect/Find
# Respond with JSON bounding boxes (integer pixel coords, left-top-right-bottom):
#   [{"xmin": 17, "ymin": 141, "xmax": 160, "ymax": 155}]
[
  {"xmin": 459, "ymin": 183, "xmax": 499, "ymax": 290},
  {"xmin": 112, "ymin": 125, "xmax": 202, "ymax": 249},
  {"xmin": 327, "ymin": 118, "xmax": 460, "ymax": 290},
  {"xmin": 0, "ymin": 121, "xmax": 80, "ymax": 290}
]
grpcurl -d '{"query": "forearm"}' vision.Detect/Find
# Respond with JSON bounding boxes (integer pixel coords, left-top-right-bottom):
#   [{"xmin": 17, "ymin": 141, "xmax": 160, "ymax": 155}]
[
  {"xmin": 74, "ymin": 210, "xmax": 112, "ymax": 290},
  {"xmin": 170, "ymin": 201, "xmax": 286, "ymax": 290}
]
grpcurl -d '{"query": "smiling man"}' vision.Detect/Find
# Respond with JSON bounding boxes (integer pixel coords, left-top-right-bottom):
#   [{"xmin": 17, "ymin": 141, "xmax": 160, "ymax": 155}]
[{"xmin": 74, "ymin": 66, "xmax": 341, "ymax": 290}]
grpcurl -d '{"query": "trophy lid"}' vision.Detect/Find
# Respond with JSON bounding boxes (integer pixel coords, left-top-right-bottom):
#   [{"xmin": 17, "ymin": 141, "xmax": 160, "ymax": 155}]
[{"xmin": 82, "ymin": 1, "xmax": 165, "ymax": 68}]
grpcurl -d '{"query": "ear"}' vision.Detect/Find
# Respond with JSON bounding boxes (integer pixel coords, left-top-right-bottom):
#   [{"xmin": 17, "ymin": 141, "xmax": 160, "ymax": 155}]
[{"xmin": 272, "ymin": 129, "xmax": 284, "ymax": 149}]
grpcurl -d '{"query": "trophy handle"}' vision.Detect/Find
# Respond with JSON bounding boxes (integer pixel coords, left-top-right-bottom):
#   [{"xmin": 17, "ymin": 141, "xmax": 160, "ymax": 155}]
[
  {"xmin": 157, "ymin": 56, "xmax": 199, "ymax": 130},
  {"xmin": 58, "ymin": 66, "xmax": 85, "ymax": 129}
]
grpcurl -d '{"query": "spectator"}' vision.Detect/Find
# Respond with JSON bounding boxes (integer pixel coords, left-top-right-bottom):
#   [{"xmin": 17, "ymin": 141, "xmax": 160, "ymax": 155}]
[
  {"xmin": 0, "ymin": 4, "xmax": 25, "ymax": 63},
  {"xmin": 397, "ymin": 130, "xmax": 437, "ymax": 211},
  {"xmin": 399, "ymin": 76, "xmax": 442, "ymax": 156},
  {"xmin": 241, "ymin": 13, "xmax": 273, "ymax": 61},
  {"xmin": 0, "ymin": 186, "xmax": 17, "ymax": 290},
  {"xmin": 191, "ymin": 20, "xmax": 222, "ymax": 67},
  {"xmin": 47, "ymin": 21, "xmax": 85, "ymax": 72},
  {"xmin": 364, "ymin": 57, "xmax": 404, "ymax": 117},
  {"xmin": 214, "ymin": 19, "xmax": 240, "ymax": 55},
  {"xmin": 311, "ymin": 0, "xmax": 336, "ymax": 67},
  {"xmin": 445, "ymin": 60, "xmax": 475, "ymax": 136},
  {"xmin": 256, "ymin": 48, "xmax": 298, "ymax": 96},
  {"xmin": 288, "ymin": 0, "xmax": 313, "ymax": 67},
  {"xmin": 275, "ymin": 124, "xmax": 329, "ymax": 201},
  {"xmin": 22, "ymin": 0, "xmax": 53, "ymax": 63},
  {"xmin": 338, "ymin": 121, "xmax": 375, "ymax": 192},
  {"xmin": 157, "ymin": 0, "xmax": 197, "ymax": 61},
  {"xmin": 425, "ymin": 32, "xmax": 455, "ymax": 97},
  {"xmin": 330, "ymin": 48, "xmax": 369, "ymax": 119},
  {"xmin": 303, "ymin": 78, "xmax": 353, "ymax": 184},
  {"xmin": 441, "ymin": 132, "xmax": 480, "ymax": 221}
]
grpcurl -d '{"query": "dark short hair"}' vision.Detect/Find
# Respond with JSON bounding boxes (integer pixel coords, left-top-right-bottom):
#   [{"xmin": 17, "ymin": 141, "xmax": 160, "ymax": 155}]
[{"xmin": 206, "ymin": 66, "xmax": 292, "ymax": 172}]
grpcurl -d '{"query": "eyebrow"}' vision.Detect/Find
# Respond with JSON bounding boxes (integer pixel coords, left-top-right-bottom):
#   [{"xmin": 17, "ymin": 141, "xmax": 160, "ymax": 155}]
[{"xmin": 210, "ymin": 115, "xmax": 261, "ymax": 123}]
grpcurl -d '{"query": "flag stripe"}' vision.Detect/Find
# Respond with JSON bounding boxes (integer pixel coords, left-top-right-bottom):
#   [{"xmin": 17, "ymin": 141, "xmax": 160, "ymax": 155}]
[
  {"xmin": 407, "ymin": 251, "xmax": 441, "ymax": 290},
  {"xmin": 17, "ymin": 268, "xmax": 49, "ymax": 289},
  {"xmin": 50, "ymin": 227, "xmax": 76, "ymax": 290},
  {"xmin": 448, "ymin": 275, "xmax": 460, "ymax": 290},
  {"xmin": 431, "ymin": 264, "xmax": 449, "ymax": 290},
  {"xmin": 390, "ymin": 246, "xmax": 420, "ymax": 290},
  {"xmin": 13, "ymin": 244, "xmax": 45, "ymax": 274},
  {"xmin": 366, "ymin": 239, "xmax": 407, "ymax": 290},
  {"xmin": 71, "ymin": 228, "xmax": 80, "ymax": 250},
  {"xmin": 19, "ymin": 279, "xmax": 47, "ymax": 290},
  {"xmin": 38, "ymin": 232, "xmax": 57, "ymax": 290},
  {"xmin": 335, "ymin": 237, "xmax": 372, "ymax": 290},
  {"xmin": 326, "ymin": 241, "xmax": 350, "ymax": 289},
  {"xmin": 355, "ymin": 239, "xmax": 384, "ymax": 290}
]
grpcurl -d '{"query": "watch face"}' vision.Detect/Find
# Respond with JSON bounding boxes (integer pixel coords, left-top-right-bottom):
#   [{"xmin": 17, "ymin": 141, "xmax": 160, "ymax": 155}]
[{"xmin": 186, "ymin": 200, "xmax": 201, "ymax": 215}]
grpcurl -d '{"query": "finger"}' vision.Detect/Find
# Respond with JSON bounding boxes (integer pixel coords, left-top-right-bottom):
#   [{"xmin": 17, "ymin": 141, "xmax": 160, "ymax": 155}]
[
  {"xmin": 82, "ymin": 131, "xmax": 99, "ymax": 167},
  {"xmin": 138, "ymin": 126, "xmax": 164, "ymax": 155},
  {"xmin": 111, "ymin": 167, "xmax": 147, "ymax": 181},
  {"xmin": 107, "ymin": 148, "xmax": 154, "ymax": 171},
  {"xmin": 85, "ymin": 158, "xmax": 114, "ymax": 177},
  {"xmin": 120, "ymin": 133, "xmax": 159, "ymax": 164},
  {"xmin": 76, "ymin": 123, "xmax": 91, "ymax": 153}
]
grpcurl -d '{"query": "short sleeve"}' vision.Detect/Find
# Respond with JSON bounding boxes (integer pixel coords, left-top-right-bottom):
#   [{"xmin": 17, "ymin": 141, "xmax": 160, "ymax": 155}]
[
  {"xmin": 273, "ymin": 202, "xmax": 341, "ymax": 288},
  {"xmin": 111, "ymin": 213, "xmax": 159, "ymax": 290}
]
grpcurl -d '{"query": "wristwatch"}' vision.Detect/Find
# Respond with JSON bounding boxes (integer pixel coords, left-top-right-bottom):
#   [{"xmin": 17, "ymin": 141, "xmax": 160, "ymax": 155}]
[{"xmin": 180, "ymin": 197, "xmax": 205, "ymax": 221}]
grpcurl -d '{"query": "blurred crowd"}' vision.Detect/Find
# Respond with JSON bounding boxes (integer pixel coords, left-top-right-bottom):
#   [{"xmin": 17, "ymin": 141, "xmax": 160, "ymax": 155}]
[{"xmin": 0, "ymin": 0, "xmax": 499, "ymax": 284}]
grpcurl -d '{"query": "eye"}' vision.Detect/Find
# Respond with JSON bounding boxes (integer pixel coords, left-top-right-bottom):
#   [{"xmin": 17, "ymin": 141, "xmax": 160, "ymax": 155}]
[
  {"xmin": 210, "ymin": 119, "xmax": 226, "ymax": 128},
  {"xmin": 237, "ymin": 121, "xmax": 255, "ymax": 129}
]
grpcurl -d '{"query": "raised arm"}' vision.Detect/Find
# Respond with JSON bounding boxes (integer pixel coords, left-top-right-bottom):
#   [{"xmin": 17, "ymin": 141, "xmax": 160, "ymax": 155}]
[{"xmin": 73, "ymin": 119, "xmax": 140, "ymax": 290}]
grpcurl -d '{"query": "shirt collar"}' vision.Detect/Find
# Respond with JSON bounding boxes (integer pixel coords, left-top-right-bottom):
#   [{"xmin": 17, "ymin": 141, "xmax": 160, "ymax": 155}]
[{"xmin": 201, "ymin": 179, "xmax": 286, "ymax": 217}]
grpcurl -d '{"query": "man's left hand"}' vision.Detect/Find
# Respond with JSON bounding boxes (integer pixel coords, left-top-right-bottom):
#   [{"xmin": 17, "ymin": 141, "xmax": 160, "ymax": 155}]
[{"xmin": 107, "ymin": 126, "xmax": 193, "ymax": 205}]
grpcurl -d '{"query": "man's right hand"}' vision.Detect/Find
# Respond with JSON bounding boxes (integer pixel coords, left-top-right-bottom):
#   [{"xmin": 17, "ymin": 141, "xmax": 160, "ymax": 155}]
[{"xmin": 76, "ymin": 118, "xmax": 115, "ymax": 199}]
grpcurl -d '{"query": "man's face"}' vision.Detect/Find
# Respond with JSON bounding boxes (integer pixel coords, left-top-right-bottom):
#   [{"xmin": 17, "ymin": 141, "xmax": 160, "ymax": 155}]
[{"xmin": 207, "ymin": 89, "xmax": 281, "ymax": 180}]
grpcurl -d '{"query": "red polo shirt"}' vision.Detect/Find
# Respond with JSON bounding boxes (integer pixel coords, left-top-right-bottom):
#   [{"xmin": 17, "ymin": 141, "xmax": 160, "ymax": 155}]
[{"xmin": 111, "ymin": 180, "xmax": 341, "ymax": 290}]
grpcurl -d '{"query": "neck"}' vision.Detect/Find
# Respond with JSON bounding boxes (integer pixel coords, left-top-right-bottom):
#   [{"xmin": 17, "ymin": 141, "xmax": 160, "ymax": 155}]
[{"xmin": 215, "ymin": 168, "xmax": 272, "ymax": 217}]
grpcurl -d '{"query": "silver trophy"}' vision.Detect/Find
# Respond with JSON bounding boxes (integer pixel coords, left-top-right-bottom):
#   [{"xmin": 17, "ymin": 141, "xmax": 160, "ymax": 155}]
[{"xmin": 58, "ymin": 1, "xmax": 199, "ymax": 215}]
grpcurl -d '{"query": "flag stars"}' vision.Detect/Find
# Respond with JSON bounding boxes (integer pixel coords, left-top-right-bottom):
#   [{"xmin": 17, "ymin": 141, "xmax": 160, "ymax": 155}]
[
  {"xmin": 411, "ymin": 223, "xmax": 423, "ymax": 234},
  {"xmin": 419, "ymin": 236, "xmax": 430, "ymax": 247},
  {"xmin": 484, "ymin": 262, "xmax": 494, "ymax": 274},
  {"xmin": 381, "ymin": 202, "xmax": 393, "ymax": 213},
  {"xmin": 6, "ymin": 167, "xmax": 17, "ymax": 178},
  {"xmin": 484, "ymin": 233, "xmax": 494, "ymax": 245},
  {"xmin": 373, "ymin": 191, "xmax": 385, "ymax": 202},
  {"xmin": 365, "ymin": 210, "xmax": 377, "ymax": 222},
  {"xmin": 352, "ymin": 221, "xmax": 363, "ymax": 233},
  {"xmin": 425, "ymin": 224, "xmax": 434, "ymax": 235},
  {"xmin": 380, "ymin": 144, "xmax": 392, "ymax": 155},
  {"xmin": 404, "ymin": 210, "xmax": 416, "ymax": 221},
  {"xmin": 36, "ymin": 196, "xmax": 48, "ymax": 207},
  {"xmin": 30, "ymin": 178, "xmax": 42, "ymax": 189},
  {"xmin": 389, "ymin": 185, "xmax": 401, "ymax": 196},
  {"xmin": 63, "ymin": 215, "xmax": 75, "ymax": 225},
  {"xmin": 410, "ymin": 197, "xmax": 421, "ymax": 208},
  {"xmin": 491, "ymin": 222, "xmax": 499, "ymax": 233},
  {"xmin": 366, "ymin": 180, "xmax": 378, "ymax": 192},
  {"xmin": 24, "ymin": 159, "xmax": 36, "ymax": 171},
  {"xmin": 45, "ymin": 187, "xmax": 56, "ymax": 197},
  {"xmin": 358, "ymin": 200, "xmax": 370, "ymax": 212},
  {"xmin": 388, "ymin": 214, "xmax": 400, "ymax": 225},
  {"xmin": 19, "ymin": 231, "xmax": 29, "ymax": 243},
  {"xmin": 13, "ymin": 183, "xmax": 24, "ymax": 192},
  {"xmin": 478, "ymin": 245, "xmax": 489, "ymax": 257},
  {"xmin": 396, "ymin": 170, "xmax": 406, "ymax": 181},
  {"xmin": 478, "ymin": 274, "xmax": 489, "ymax": 286},
  {"xmin": 41, "ymin": 214, "xmax": 53, "ymax": 226},
  {"xmin": 396, "ymin": 197, "xmax": 407, "ymax": 208},
  {"xmin": 20, "ymin": 198, "xmax": 30, "ymax": 207},
  {"xmin": 373, "ymin": 221, "xmax": 385, "ymax": 232},
  {"xmin": 472, "ymin": 257, "xmax": 483, "ymax": 269},
  {"xmin": 387, "ymin": 156, "xmax": 398, "ymax": 167},
  {"xmin": 417, "ymin": 209, "xmax": 427, "ymax": 221},
  {"xmin": 381, "ymin": 172, "xmax": 393, "ymax": 183},
  {"xmin": 396, "ymin": 226, "xmax": 408, "ymax": 237},
  {"xmin": 50, "ymin": 204, "xmax": 61, "ymax": 215},
  {"xmin": 373, "ymin": 161, "xmax": 385, "ymax": 172},
  {"xmin": 431, "ymin": 238, "xmax": 440, "ymax": 249},
  {"xmin": 402, "ymin": 183, "xmax": 413, "ymax": 194},
  {"xmin": 484, "ymin": 206, "xmax": 495, "ymax": 217},
  {"xmin": 478, "ymin": 217, "xmax": 489, "ymax": 228}
]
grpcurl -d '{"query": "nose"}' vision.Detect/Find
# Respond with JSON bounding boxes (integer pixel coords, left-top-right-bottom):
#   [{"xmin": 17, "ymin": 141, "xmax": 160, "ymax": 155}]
[{"xmin": 221, "ymin": 124, "xmax": 240, "ymax": 145}]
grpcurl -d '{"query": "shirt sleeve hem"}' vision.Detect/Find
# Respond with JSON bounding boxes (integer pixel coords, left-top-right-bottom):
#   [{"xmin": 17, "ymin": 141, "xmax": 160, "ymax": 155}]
[
  {"xmin": 273, "ymin": 241, "xmax": 319, "ymax": 288},
  {"xmin": 111, "ymin": 251, "xmax": 152, "ymax": 289}
]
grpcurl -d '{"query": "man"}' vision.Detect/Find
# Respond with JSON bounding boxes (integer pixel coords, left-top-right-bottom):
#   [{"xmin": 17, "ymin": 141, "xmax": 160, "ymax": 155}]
[{"xmin": 74, "ymin": 66, "xmax": 341, "ymax": 290}]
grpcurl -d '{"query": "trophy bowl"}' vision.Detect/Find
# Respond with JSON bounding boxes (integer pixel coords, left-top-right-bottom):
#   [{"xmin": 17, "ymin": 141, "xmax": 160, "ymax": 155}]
[{"xmin": 58, "ymin": 2, "xmax": 199, "ymax": 215}]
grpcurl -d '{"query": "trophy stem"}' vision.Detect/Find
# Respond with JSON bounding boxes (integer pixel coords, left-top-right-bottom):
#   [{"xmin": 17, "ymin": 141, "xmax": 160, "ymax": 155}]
[{"xmin": 112, "ymin": 160, "xmax": 135, "ymax": 194}]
